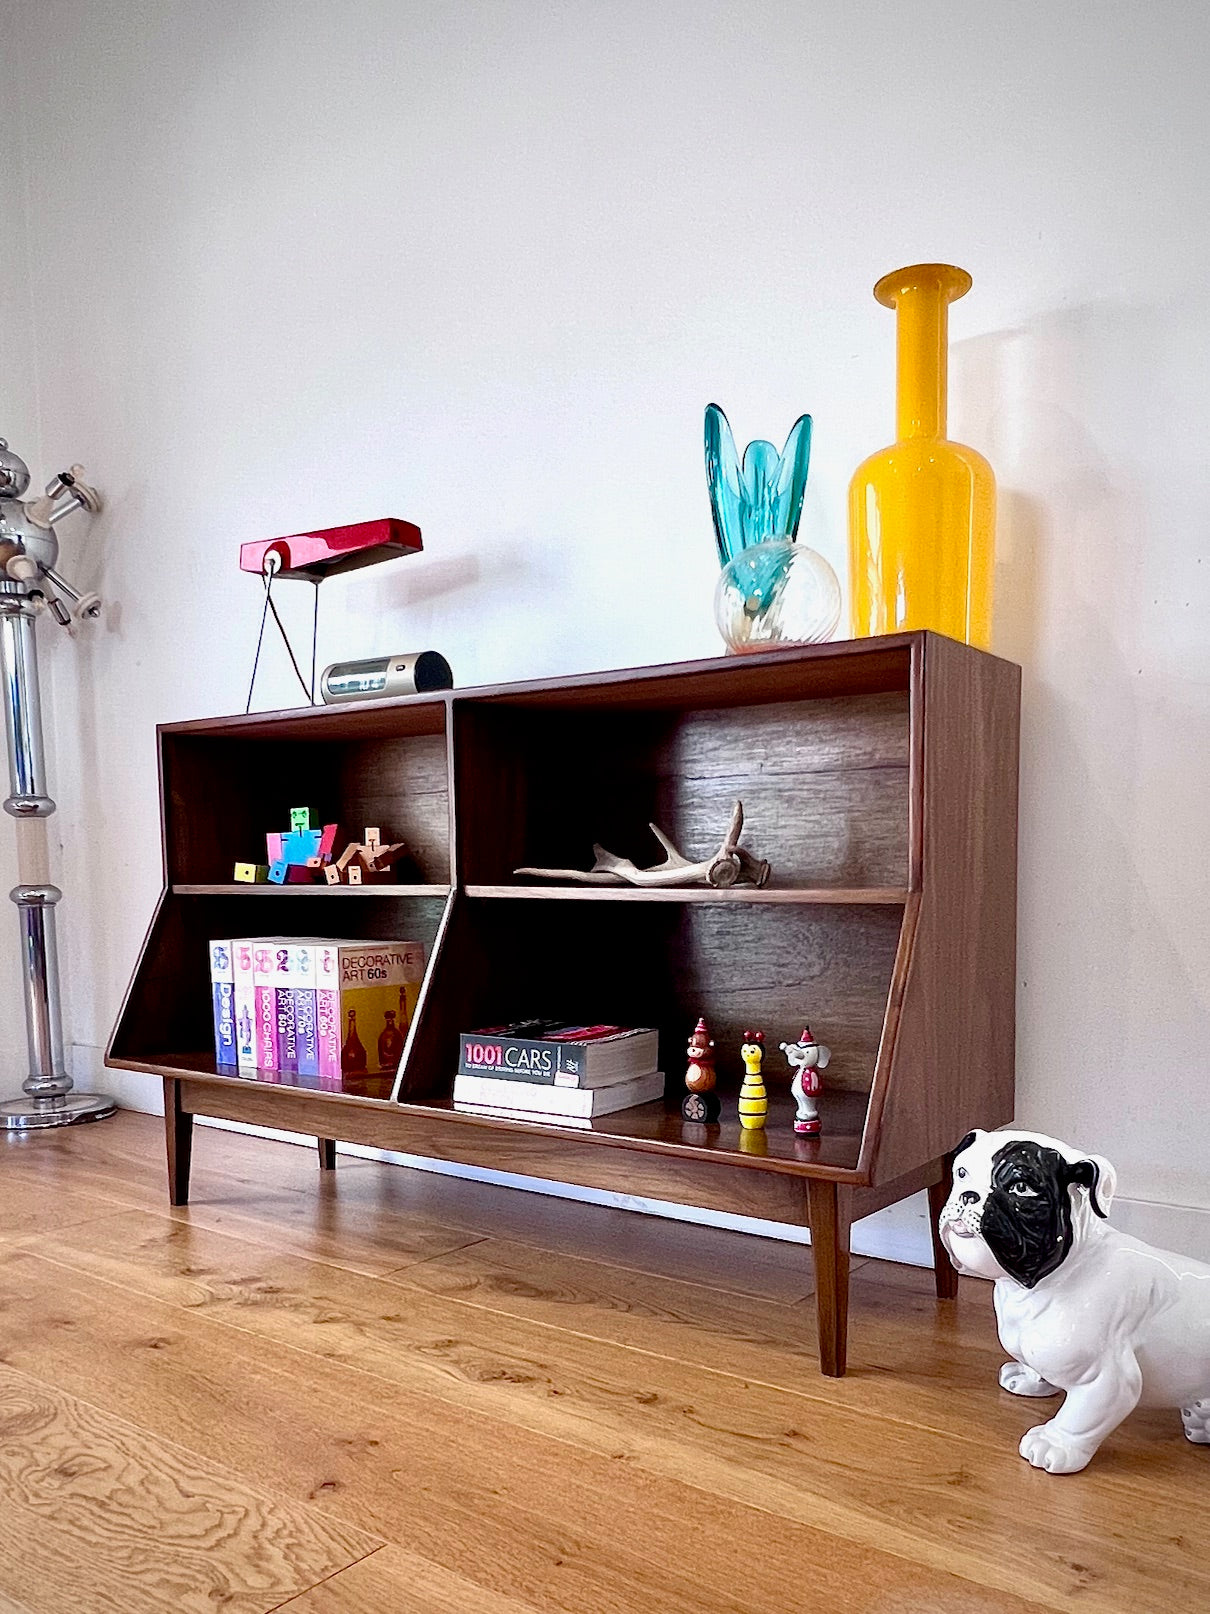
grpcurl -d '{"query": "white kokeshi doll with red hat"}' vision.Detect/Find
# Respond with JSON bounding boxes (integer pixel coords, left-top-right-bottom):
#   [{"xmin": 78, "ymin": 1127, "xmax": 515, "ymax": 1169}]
[{"xmin": 780, "ymin": 1027, "xmax": 831, "ymax": 1135}]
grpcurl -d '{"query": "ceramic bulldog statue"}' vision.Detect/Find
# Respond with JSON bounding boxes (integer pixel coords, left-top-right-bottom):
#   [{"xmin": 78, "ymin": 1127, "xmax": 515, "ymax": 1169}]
[{"xmin": 939, "ymin": 1128, "xmax": 1210, "ymax": 1474}]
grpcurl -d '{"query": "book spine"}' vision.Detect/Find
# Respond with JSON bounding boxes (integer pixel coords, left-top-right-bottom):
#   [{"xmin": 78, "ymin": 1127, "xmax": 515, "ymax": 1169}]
[
  {"xmin": 252, "ymin": 941, "xmax": 279, "ymax": 1071},
  {"xmin": 293, "ymin": 943, "xmax": 319, "ymax": 1078},
  {"xmin": 232, "ymin": 940, "xmax": 258, "ymax": 1068},
  {"xmin": 209, "ymin": 940, "xmax": 236, "ymax": 1067},
  {"xmin": 314, "ymin": 944, "xmax": 342, "ymax": 1081},
  {"xmin": 271, "ymin": 943, "xmax": 300, "ymax": 1074}
]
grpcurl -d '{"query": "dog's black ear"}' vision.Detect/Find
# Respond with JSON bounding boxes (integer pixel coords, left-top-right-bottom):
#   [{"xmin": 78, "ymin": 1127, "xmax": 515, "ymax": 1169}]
[
  {"xmin": 949, "ymin": 1130, "xmax": 978, "ymax": 1162},
  {"xmin": 1068, "ymin": 1158, "xmax": 1108, "ymax": 1218}
]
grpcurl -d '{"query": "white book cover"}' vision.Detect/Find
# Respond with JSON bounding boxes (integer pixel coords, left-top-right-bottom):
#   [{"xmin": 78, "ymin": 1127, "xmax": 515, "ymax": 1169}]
[
  {"xmin": 451, "ymin": 1069, "xmax": 664, "ymax": 1119},
  {"xmin": 231, "ymin": 939, "xmax": 259, "ymax": 1068},
  {"xmin": 453, "ymin": 1104, "xmax": 595, "ymax": 1130}
]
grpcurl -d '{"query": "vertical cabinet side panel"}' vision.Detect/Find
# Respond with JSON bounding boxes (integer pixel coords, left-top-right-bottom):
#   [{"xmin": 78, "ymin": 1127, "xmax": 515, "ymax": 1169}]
[{"xmin": 874, "ymin": 635, "xmax": 1020, "ymax": 1180}]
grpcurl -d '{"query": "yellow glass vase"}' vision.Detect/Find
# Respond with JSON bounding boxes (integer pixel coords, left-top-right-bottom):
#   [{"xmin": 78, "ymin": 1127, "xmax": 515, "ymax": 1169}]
[{"xmin": 848, "ymin": 263, "xmax": 995, "ymax": 647}]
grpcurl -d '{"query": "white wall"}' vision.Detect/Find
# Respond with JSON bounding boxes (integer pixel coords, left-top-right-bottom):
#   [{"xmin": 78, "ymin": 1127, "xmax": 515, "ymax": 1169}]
[
  {"xmin": 5, "ymin": 0, "xmax": 1209, "ymax": 1254},
  {"xmin": 0, "ymin": 1, "xmax": 45, "ymax": 1099}
]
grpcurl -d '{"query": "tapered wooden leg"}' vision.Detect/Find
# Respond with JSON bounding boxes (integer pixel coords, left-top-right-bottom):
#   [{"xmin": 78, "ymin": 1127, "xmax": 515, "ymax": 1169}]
[
  {"xmin": 317, "ymin": 1137, "xmax": 337, "ymax": 1171},
  {"xmin": 163, "ymin": 1078, "xmax": 193, "ymax": 1207},
  {"xmin": 807, "ymin": 1179, "xmax": 850, "ymax": 1377},
  {"xmin": 928, "ymin": 1163, "xmax": 959, "ymax": 1300}
]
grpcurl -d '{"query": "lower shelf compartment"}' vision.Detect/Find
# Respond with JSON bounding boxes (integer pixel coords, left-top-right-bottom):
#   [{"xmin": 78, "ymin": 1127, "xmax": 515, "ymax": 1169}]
[{"xmin": 112, "ymin": 1051, "xmax": 868, "ymax": 1176}]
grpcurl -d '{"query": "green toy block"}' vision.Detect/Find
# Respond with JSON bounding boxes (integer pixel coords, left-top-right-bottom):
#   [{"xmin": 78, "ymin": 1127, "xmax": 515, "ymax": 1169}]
[
  {"xmin": 233, "ymin": 862, "xmax": 269, "ymax": 884},
  {"xmin": 289, "ymin": 806, "xmax": 317, "ymax": 832}
]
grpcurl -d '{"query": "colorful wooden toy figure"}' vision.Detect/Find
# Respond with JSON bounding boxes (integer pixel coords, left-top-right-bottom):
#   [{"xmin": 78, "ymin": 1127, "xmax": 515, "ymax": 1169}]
[
  {"xmin": 681, "ymin": 1016, "xmax": 720, "ymax": 1123},
  {"xmin": 780, "ymin": 1027, "xmax": 831, "ymax": 1135},
  {"xmin": 738, "ymin": 1030, "xmax": 767, "ymax": 1130}
]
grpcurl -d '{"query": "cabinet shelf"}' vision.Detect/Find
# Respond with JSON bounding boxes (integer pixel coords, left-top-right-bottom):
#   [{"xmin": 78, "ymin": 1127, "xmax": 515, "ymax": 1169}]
[
  {"xmin": 106, "ymin": 1049, "xmax": 869, "ymax": 1176},
  {"xmin": 172, "ymin": 883, "xmax": 451, "ymax": 898},
  {"xmin": 465, "ymin": 883, "xmax": 909, "ymax": 904}
]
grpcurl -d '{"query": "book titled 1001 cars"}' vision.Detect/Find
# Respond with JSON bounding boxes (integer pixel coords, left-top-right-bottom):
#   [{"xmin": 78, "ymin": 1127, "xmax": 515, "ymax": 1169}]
[{"xmin": 457, "ymin": 1022, "xmax": 659, "ymax": 1088}]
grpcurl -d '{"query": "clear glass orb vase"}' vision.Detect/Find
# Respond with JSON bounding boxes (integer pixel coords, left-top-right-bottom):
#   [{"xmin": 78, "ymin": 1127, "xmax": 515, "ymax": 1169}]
[{"xmin": 714, "ymin": 537, "xmax": 841, "ymax": 653}]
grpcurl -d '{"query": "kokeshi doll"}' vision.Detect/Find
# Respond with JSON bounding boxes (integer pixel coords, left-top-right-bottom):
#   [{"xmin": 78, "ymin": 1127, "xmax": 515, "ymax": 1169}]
[
  {"xmin": 738, "ymin": 1030, "xmax": 767, "ymax": 1130},
  {"xmin": 780, "ymin": 1026, "xmax": 831, "ymax": 1135},
  {"xmin": 682, "ymin": 1016, "xmax": 721, "ymax": 1123}
]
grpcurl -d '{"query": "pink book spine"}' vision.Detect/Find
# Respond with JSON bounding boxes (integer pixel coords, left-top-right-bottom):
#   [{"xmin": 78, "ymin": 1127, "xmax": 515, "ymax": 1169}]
[
  {"xmin": 314, "ymin": 944, "xmax": 341, "ymax": 1080},
  {"xmin": 253, "ymin": 942, "xmax": 279, "ymax": 1070}
]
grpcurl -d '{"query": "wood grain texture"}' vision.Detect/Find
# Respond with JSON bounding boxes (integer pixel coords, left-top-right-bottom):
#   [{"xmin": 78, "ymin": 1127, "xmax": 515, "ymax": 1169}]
[
  {"xmin": 0, "ymin": 1361, "xmax": 377, "ymax": 1614},
  {"xmin": 875, "ymin": 633, "xmax": 1020, "ymax": 1180},
  {"xmin": 0, "ymin": 1252, "xmax": 1058, "ymax": 1614},
  {"xmin": 928, "ymin": 1170, "xmax": 960, "ymax": 1299},
  {"xmin": 0, "ymin": 1248, "xmax": 1049, "ymax": 1614},
  {"xmin": 162, "ymin": 729, "xmax": 450, "ymax": 886},
  {"xmin": 274, "ymin": 1545, "xmax": 545, "ymax": 1613},
  {"xmin": 164, "ymin": 1076, "xmax": 193, "ymax": 1205},
  {"xmin": 109, "ymin": 892, "xmax": 448, "ymax": 1066},
  {"xmin": 2, "ymin": 1117, "xmax": 1205, "ymax": 1612},
  {"xmin": 167, "ymin": 1073, "xmax": 854, "ymax": 1198},
  {"xmin": 27, "ymin": 1206, "xmax": 1210, "ymax": 1613}
]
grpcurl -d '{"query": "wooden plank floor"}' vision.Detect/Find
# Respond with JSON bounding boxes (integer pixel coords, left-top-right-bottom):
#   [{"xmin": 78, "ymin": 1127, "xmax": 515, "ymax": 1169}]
[{"xmin": 0, "ymin": 1114, "xmax": 1205, "ymax": 1613}]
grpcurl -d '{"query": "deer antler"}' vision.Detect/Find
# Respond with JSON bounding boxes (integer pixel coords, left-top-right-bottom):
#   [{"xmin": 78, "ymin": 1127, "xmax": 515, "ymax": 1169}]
[{"xmin": 515, "ymin": 800, "xmax": 770, "ymax": 889}]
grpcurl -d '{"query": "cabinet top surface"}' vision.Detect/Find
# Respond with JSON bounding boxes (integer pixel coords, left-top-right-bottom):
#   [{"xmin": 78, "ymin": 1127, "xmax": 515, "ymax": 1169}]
[{"xmin": 161, "ymin": 631, "xmax": 1019, "ymax": 742}]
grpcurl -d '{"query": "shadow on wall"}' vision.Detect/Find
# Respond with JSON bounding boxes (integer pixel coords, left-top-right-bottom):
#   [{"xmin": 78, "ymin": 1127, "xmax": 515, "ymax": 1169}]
[{"xmin": 953, "ymin": 299, "xmax": 1210, "ymax": 1208}]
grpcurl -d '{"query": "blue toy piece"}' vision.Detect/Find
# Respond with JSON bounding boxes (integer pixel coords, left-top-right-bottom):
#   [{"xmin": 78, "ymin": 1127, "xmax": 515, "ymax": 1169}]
[
  {"xmin": 281, "ymin": 828, "xmax": 323, "ymax": 865},
  {"xmin": 267, "ymin": 859, "xmax": 289, "ymax": 884}
]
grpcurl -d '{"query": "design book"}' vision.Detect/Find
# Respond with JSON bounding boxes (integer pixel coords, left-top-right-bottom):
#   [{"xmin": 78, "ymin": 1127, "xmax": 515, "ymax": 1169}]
[{"xmin": 210, "ymin": 937, "xmax": 425, "ymax": 1080}]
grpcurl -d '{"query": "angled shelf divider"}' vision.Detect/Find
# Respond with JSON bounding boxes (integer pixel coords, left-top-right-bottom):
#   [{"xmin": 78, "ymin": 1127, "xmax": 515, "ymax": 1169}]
[{"xmin": 108, "ymin": 631, "xmax": 1020, "ymax": 1375}]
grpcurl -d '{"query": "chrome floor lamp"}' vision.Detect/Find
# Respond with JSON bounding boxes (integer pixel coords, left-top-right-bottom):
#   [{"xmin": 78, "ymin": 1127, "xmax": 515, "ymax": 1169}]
[{"xmin": 0, "ymin": 437, "xmax": 114, "ymax": 1128}]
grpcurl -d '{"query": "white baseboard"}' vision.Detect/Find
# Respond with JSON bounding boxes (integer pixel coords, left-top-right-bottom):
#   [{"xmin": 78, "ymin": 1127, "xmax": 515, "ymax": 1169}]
[{"xmin": 70, "ymin": 1046, "xmax": 1210, "ymax": 1269}]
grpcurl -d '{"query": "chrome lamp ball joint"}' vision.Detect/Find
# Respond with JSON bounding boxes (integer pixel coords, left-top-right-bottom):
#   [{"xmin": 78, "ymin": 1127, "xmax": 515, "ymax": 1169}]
[{"xmin": 0, "ymin": 437, "xmax": 114, "ymax": 1129}]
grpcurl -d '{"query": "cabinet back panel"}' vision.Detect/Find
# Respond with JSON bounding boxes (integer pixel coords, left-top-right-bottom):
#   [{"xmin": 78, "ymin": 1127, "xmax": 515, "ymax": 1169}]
[
  {"xmin": 406, "ymin": 898, "xmax": 900, "ymax": 1101},
  {"xmin": 460, "ymin": 693, "xmax": 909, "ymax": 888},
  {"xmin": 164, "ymin": 733, "xmax": 450, "ymax": 883},
  {"xmin": 111, "ymin": 892, "xmax": 446, "ymax": 1070}
]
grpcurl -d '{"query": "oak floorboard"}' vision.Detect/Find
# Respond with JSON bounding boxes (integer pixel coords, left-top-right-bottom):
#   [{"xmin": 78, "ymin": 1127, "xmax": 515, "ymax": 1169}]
[
  {"xmin": 0, "ymin": 1360, "xmax": 379, "ymax": 1614},
  {"xmin": 24, "ymin": 1209, "xmax": 1210, "ymax": 1614},
  {"xmin": 6, "ymin": 1113, "xmax": 816, "ymax": 1298},
  {"xmin": 0, "ymin": 1117, "xmax": 333, "ymax": 1213},
  {"xmin": 272, "ymin": 1544, "xmax": 548, "ymax": 1613},
  {"xmin": 244, "ymin": 1148, "xmax": 820, "ymax": 1301},
  {"xmin": 0, "ymin": 1173, "xmax": 129, "ymax": 1245},
  {"xmin": 168, "ymin": 1192, "xmax": 487, "ymax": 1278},
  {"xmin": 0, "ymin": 1248, "xmax": 1044, "ymax": 1614},
  {"xmin": 392, "ymin": 1234, "xmax": 1175, "ymax": 1452}
]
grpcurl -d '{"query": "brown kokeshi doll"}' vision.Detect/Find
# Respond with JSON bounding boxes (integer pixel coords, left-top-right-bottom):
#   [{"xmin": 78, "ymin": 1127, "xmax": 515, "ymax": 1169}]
[{"xmin": 682, "ymin": 1016, "xmax": 721, "ymax": 1123}]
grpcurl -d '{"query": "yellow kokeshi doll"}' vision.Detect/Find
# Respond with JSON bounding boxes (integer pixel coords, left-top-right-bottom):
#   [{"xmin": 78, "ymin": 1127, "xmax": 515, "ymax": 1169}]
[{"xmin": 738, "ymin": 1030, "xmax": 768, "ymax": 1131}]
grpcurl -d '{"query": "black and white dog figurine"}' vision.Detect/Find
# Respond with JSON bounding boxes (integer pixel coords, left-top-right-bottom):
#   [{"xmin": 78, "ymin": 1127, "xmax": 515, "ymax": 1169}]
[{"xmin": 939, "ymin": 1128, "xmax": 1210, "ymax": 1474}]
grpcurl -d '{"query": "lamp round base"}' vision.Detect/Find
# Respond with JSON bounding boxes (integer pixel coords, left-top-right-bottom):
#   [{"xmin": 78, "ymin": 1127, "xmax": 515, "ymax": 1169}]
[{"xmin": 0, "ymin": 1092, "xmax": 117, "ymax": 1130}]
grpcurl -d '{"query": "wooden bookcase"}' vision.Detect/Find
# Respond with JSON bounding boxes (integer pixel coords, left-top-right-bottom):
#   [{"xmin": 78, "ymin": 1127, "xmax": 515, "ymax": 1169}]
[{"xmin": 108, "ymin": 630, "xmax": 1020, "ymax": 1375}]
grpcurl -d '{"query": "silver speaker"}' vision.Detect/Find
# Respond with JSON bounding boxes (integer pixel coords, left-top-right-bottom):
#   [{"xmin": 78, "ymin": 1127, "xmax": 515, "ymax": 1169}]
[{"xmin": 319, "ymin": 651, "xmax": 453, "ymax": 704}]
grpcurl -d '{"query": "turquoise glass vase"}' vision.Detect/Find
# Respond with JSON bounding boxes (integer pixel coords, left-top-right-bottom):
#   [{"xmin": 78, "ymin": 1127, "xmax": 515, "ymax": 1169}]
[{"xmin": 705, "ymin": 404, "xmax": 840, "ymax": 652}]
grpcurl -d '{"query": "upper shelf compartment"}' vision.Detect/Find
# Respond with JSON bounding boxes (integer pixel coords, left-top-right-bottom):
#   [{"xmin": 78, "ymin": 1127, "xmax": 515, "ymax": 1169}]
[
  {"xmin": 453, "ymin": 682, "xmax": 913, "ymax": 893},
  {"xmin": 160, "ymin": 697, "xmax": 451, "ymax": 888}
]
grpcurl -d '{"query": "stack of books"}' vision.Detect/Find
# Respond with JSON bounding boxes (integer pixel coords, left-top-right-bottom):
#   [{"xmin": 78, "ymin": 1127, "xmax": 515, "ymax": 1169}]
[
  {"xmin": 453, "ymin": 1021, "xmax": 664, "ymax": 1127},
  {"xmin": 209, "ymin": 937, "xmax": 425, "ymax": 1082}
]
